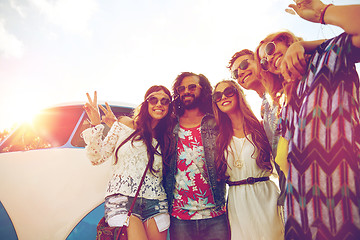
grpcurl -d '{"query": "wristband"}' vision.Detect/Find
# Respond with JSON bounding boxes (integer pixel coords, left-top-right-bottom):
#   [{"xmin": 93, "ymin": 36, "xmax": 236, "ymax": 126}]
[{"xmin": 320, "ymin": 4, "xmax": 333, "ymax": 25}]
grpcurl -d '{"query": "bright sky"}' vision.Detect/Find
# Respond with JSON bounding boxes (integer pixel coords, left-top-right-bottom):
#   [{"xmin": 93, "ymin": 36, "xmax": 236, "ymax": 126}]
[{"xmin": 0, "ymin": 0, "xmax": 359, "ymax": 130}]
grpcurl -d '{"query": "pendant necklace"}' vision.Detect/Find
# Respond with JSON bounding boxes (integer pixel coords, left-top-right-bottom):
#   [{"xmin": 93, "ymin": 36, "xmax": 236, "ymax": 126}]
[{"xmin": 233, "ymin": 137, "xmax": 246, "ymax": 168}]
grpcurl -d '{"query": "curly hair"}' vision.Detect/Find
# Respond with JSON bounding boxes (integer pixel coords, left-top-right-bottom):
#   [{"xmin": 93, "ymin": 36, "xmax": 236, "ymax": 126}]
[
  {"xmin": 172, "ymin": 72, "xmax": 213, "ymax": 117},
  {"xmin": 114, "ymin": 85, "xmax": 175, "ymax": 174},
  {"xmin": 212, "ymin": 80, "xmax": 273, "ymax": 180}
]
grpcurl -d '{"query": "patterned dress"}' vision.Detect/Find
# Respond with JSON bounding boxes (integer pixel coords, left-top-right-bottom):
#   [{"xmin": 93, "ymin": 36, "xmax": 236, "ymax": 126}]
[{"xmin": 280, "ymin": 33, "xmax": 360, "ymax": 239}]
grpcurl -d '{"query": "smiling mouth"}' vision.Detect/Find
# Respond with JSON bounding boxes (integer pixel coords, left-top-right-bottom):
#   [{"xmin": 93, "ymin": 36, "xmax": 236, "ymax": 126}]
[
  {"xmin": 182, "ymin": 95, "xmax": 194, "ymax": 101},
  {"xmin": 153, "ymin": 109, "xmax": 164, "ymax": 113},
  {"xmin": 273, "ymin": 55, "xmax": 282, "ymax": 69},
  {"xmin": 222, "ymin": 101, "xmax": 231, "ymax": 106},
  {"xmin": 241, "ymin": 73, "xmax": 251, "ymax": 83}
]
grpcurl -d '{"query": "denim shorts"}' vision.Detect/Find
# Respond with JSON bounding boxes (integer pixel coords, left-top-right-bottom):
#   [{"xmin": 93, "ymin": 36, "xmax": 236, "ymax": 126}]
[{"xmin": 104, "ymin": 194, "xmax": 169, "ymax": 232}]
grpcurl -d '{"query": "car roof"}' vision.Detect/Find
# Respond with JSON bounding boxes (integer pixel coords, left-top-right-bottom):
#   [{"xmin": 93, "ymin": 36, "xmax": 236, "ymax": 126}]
[
  {"xmin": 48, "ymin": 101, "xmax": 137, "ymax": 109},
  {"xmin": 50, "ymin": 101, "xmax": 137, "ymax": 108}
]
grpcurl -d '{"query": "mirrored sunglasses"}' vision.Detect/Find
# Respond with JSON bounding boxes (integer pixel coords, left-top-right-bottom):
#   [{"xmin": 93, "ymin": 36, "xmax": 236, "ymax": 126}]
[
  {"xmin": 260, "ymin": 58, "xmax": 269, "ymax": 70},
  {"xmin": 176, "ymin": 84, "xmax": 198, "ymax": 94},
  {"xmin": 212, "ymin": 86, "xmax": 237, "ymax": 103},
  {"xmin": 260, "ymin": 42, "xmax": 276, "ymax": 70},
  {"xmin": 265, "ymin": 42, "xmax": 276, "ymax": 55},
  {"xmin": 231, "ymin": 59, "xmax": 250, "ymax": 80},
  {"xmin": 147, "ymin": 96, "xmax": 170, "ymax": 106}
]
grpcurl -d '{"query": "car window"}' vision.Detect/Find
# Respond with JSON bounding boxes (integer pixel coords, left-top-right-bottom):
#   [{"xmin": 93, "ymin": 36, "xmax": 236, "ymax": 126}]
[
  {"xmin": 0, "ymin": 106, "xmax": 83, "ymax": 153},
  {"xmin": 71, "ymin": 105, "xmax": 134, "ymax": 148}
]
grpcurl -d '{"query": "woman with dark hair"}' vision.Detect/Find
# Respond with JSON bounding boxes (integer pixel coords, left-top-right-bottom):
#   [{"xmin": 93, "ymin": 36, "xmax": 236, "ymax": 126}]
[
  {"xmin": 81, "ymin": 85, "xmax": 174, "ymax": 240},
  {"xmin": 212, "ymin": 80, "xmax": 284, "ymax": 240}
]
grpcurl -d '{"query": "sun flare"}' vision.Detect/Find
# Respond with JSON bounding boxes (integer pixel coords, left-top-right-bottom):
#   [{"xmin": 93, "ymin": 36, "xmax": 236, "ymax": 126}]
[{"xmin": 3, "ymin": 96, "xmax": 47, "ymax": 130}]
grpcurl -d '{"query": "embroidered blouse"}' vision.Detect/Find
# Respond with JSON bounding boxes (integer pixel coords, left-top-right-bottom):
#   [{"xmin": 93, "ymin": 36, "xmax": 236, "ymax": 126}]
[{"xmin": 81, "ymin": 121, "xmax": 167, "ymax": 200}]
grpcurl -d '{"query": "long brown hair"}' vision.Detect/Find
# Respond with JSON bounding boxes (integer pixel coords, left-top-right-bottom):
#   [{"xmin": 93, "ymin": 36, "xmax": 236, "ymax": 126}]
[
  {"xmin": 212, "ymin": 80, "xmax": 272, "ymax": 179},
  {"xmin": 114, "ymin": 85, "xmax": 174, "ymax": 174}
]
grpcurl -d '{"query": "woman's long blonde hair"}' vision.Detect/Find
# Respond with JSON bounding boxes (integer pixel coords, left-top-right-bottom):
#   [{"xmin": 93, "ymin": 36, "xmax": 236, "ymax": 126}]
[{"xmin": 255, "ymin": 30, "xmax": 304, "ymax": 104}]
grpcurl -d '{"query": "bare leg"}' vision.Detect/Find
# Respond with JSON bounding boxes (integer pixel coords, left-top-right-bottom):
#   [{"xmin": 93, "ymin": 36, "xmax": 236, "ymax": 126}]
[
  {"xmin": 144, "ymin": 217, "xmax": 167, "ymax": 240},
  {"xmin": 127, "ymin": 215, "xmax": 148, "ymax": 240}
]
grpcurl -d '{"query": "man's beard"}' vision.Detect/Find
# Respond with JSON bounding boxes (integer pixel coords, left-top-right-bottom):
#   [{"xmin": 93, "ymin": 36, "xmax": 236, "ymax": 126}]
[{"xmin": 181, "ymin": 93, "xmax": 201, "ymax": 110}]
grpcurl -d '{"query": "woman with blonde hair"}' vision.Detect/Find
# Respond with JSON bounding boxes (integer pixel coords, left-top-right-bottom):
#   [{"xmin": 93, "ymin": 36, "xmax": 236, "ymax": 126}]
[
  {"xmin": 212, "ymin": 80, "xmax": 284, "ymax": 239},
  {"xmin": 257, "ymin": 1, "xmax": 360, "ymax": 238}
]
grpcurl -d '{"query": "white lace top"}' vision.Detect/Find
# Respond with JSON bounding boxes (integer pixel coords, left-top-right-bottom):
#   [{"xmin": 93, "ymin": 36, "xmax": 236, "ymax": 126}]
[{"xmin": 81, "ymin": 121, "xmax": 167, "ymax": 200}]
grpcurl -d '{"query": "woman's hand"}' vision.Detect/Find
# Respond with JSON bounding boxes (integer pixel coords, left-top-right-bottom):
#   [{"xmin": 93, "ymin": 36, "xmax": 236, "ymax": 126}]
[
  {"xmin": 84, "ymin": 91, "xmax": 101, "ymax": 126},
  {"xmin": 99, "ymin": 102, "xmax": 117, "ymax": 128}
]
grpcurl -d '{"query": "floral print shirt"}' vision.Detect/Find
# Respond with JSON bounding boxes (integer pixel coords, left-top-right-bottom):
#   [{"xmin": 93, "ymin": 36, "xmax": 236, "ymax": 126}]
[{"xmin": 171, "ymin": 125, "xmax": 225, "ymax": 220}]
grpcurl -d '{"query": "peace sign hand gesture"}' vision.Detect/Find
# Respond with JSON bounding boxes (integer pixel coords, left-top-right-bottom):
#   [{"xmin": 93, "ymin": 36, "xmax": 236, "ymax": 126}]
[
  {"xmin": 83, "ymin": 91, "xmax": 101, "ymax": 126},
  {"xmin": 99, "ymin": 102, "xmax": 117, "ymax": 128}
]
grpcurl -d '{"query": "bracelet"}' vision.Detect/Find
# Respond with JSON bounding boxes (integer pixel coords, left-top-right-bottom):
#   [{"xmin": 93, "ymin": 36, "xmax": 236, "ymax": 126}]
[{"xmin": 320, "ymin": 4, "xmax": 333, "ymax": 25}]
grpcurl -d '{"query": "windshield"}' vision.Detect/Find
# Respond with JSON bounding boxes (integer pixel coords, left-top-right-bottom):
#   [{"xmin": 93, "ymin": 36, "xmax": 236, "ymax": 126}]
[
  {"xmin": 0, "ymin": 106, "xmax": 83, "ymax": 152},
  {"xmin": 0, "ymin": 105, "xmax": 134, "ymax": 152},
  {"xmin": 71, "ymin": 105, "xmax": 133, "ymax": 147}
]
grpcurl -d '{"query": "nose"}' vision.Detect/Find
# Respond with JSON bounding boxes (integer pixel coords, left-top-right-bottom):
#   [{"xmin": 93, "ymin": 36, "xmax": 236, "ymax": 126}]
[
  {"xmin": 183, "ymin": 86, "xmax": 191, "ymax": 94},
  {"xmin": 236, "ymin": 69, "xmax": 241, "ymax": 79},
  {"xmin": 220, "ymin": 93, "xmax": 228, "ymax": 101},
  {"xmin": 267, "ymin": 54, "xmax": 274, "ymax": 62},
  {"xmin": 155, "ymin": 100, "xmax": 162, "ymax": 107}
]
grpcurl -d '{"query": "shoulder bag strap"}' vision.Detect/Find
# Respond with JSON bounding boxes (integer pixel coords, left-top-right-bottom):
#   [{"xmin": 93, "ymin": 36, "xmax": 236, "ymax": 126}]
[
  {"xmin": 127, "ymin": 160, "xmax": 151, "ymax": 215},
  {"xmin": 116, "ymin": 159, "xmax": 151, "ymax": 239}
]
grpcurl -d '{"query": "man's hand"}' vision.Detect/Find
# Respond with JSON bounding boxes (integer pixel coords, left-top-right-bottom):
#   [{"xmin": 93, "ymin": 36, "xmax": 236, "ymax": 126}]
[
  {"xmin": 280, "ymin": 41, "xmax": 307, "ymax": 82},
  {"xmin": 286, "ymin": 0, "xmax": 326, "ymax": 23}
]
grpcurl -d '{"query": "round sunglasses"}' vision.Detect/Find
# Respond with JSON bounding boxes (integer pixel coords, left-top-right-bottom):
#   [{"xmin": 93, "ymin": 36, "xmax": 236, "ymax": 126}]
[
  {"xmin": 147, "ymin": 96, "xmax": 170, "ymax": 106},
  {"xmin": 176, "ymin": 84, "xmax": 199, "ymax": 94},
  {"xmin": 231, "ymin": 59, "xmax": 250, "ymax": 80},
  {"xmin": 212, "ymin": 86, "xmax": 237, "ymax": 103},
  {"xmin": 260, "ymin": 42, "xmax": 276, "ymax": 70}
]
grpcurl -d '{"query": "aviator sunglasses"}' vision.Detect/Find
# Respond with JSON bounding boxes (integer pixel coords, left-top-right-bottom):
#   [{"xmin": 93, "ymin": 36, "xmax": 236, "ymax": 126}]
[
  {"xmin": 231, "ymin": 59, "xmax": 250, "ymax": 80},
  {"xmin": 260, "ymin": 42, "xmax": 276, "ymax": 70},
  {"xmin": 147, "ymin": 96, "xmax": 171, "ymax": 106},
  {"xmin": 212, "ymin": 86, "xmax": 237, "ymax": 103},
  {"xmin": 176, "ymin": 84, "xmax": 199, "ymax": 94}
]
